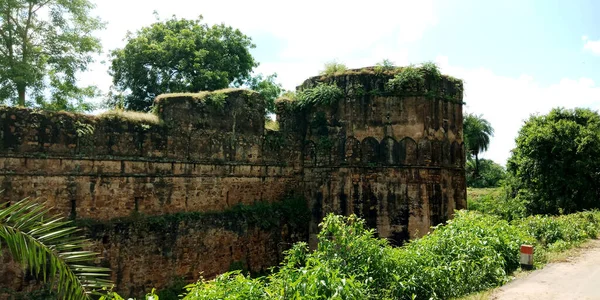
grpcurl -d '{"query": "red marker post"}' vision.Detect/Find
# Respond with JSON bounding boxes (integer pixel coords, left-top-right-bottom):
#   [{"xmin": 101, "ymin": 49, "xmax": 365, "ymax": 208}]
[{"xmin": 520, "ymin": 244, "xmax": 534, "ymax": 270}]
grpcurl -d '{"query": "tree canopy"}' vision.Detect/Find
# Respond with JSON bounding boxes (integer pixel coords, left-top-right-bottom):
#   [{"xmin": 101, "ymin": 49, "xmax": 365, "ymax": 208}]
[
  {"xmin": 507, "ymin": 107, "xmax": 600, "ymax": 214},
  {"xmin": 0, "ymin": 0, "xmax": 104, "ymax": 112},
  {"xmin": 108, "ymin": 15, "xmax": 258, "ymax": 112},
  {"xmin": 242, "ymin": 73, "xmax": 283, "ymax": 114},
  {"xmin": 463, "ymin": 113, "xmax": 494, "ymax": 176},
  {"xmin": 466, "ymin": 158, "xmax": 506, "ymax": 188}
]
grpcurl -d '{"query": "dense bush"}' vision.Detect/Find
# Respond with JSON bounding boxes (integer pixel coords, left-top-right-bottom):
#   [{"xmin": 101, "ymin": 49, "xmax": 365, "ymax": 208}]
[
  {"xmin": 181, "ymin": 210, "xmax": 600, "ymax": 300},
  {"xmin": 507, "ymin": 107, "xmax": 600, "ymax": 214},
  {"xmin": 466, "ymin": 158, "xmax": 506, "ymax": 188},
  {"xmin": 468, "ymin": 186, "xmax": 527, "ymax": 221}
]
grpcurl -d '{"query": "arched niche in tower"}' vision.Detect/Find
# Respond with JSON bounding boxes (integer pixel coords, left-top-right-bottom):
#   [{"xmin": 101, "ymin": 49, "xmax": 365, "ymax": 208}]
[
  {"xmin": 303, "ymin": 140, "xmax": 317, "ymax": 167},
  {"xmin": 442, "ymin": 141, "xmax": 450, "ymax": 166},
  {"xmin": 344, "ymin": 137, "xmax": 361, "ymax": 165},
  {"xmin": 431, "ymin": 140, "xmax": 442, "ymax": 166},
  {"xmin": 418, "ymin": 139, "xmax": 432, "ymax": 166},
  {"xmin": 361, "ymin": 137, "xmax": 380, "ymax": 165},
  {"xmin": 399, "ymin": 137, "xmax": 418, "ymax": 165},
  {"xmin": 381, "ymin": 136, "xmax": 400, "ymax": 165},
  {"xmin": 450, "ymin": 141, "xmax": 460, "ymax": 166}
]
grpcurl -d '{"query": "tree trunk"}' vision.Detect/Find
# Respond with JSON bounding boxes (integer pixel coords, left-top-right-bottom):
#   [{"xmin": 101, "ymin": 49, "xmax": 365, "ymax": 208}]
[
  {"xmin": 17, "ymin": 83, "xmax": 25, "ymax": 106},
  {"xmin": 474, "ymin": 153, "xmax": 480, "ymax": 177}
]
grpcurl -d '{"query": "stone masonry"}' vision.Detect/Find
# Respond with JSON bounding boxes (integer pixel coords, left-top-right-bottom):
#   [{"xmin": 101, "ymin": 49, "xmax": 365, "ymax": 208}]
[{"xmin": 0, "ymin": 67, "xmax": 466, "ymax": 297}]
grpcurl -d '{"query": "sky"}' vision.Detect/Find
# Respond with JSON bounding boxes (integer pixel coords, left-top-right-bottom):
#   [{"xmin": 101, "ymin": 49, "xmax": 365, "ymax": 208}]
[{"xmin": 79, "ymin": 0, "xmax": 600, "ymax": 165}]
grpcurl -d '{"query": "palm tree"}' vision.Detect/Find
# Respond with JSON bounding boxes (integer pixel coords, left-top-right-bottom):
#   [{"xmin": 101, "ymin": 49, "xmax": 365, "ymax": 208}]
[
  {"xmin": 463, "ymin": 113, "xmax": 494, "ymax": 176},
  {"xmin": 0, "ymin": 197, "xmax": 113, "ymax": 299}
]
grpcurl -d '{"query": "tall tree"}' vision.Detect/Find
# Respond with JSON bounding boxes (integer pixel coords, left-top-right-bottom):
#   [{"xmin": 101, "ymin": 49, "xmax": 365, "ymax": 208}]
[
  {"xmin": 0, "ymin": 197, "xmax": 113, "ymax": 299},
  {"xmin": 463, "ymin": 113, "xmax": 494, "ymax": 176},
  {"xmin": 242, "ymin": 73, "xmax": 283, "ymax": 114},
  {"xmin": 507, "ymin": 108, "xmax": 600, "ymax": 214},
  {"xmin": 0, "ymin": 0, "xmax": 104, "ymax": 112},
  {"xmin": 108, "ymin": 15, "xmax": 258, "ymax": 112}
]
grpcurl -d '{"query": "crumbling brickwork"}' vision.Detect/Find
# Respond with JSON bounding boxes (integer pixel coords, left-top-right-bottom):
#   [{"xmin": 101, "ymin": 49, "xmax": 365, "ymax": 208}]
[{"xmin": 0, "ymin": 68, "xmax": 465, "ymax": 297}]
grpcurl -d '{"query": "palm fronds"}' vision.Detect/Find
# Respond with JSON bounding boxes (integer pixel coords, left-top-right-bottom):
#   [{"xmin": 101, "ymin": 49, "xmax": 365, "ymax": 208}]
[{"xmin": 0, "ymin": 197, "xmax": 113, "ymax": 299}]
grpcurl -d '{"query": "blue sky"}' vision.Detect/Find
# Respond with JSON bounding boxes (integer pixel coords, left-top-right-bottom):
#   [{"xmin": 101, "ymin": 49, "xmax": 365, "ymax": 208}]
[{"xmin": 82, "ymin": 0, "xmax": 600, "ymax": 165}]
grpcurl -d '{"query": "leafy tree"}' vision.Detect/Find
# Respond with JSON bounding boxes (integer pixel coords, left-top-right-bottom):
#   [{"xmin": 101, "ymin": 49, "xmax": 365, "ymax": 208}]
[
  {"xmin": 108, "ymin": 15, "xmax": 257, "ymax": 112},
  {"xmin": 507, "ymin": 107, "xmax": 600, "ymax": 215},
  {"xmin": 463, "ymin": 113, "xmax": 494, "ymax": 176},
  {"xmin": 0, "ymin": 0, "xmax": 104, "ymax": 112},
  {"xmin": 466, "ymin": 158, "xmax": 506, "ymax": 188},
  {"xmin": 0, "ymin": 197, "xmax": 113, "ymax": 299},
  {"xmin": 243, "ymin": 73, "xmax": 283, "ymax": 114}
]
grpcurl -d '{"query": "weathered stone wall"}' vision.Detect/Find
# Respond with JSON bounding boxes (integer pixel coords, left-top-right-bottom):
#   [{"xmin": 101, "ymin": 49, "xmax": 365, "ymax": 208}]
[
  {"xmin": 286, "ymin": 69, "xmax": 466, "ymax": 245},
  {"xmin": 0, "ymin": 89, "xmax": 307, "ymax": 297},
  {"xmin": 0, "ymin": 68, "xmax": 466, "ymax": 297}
]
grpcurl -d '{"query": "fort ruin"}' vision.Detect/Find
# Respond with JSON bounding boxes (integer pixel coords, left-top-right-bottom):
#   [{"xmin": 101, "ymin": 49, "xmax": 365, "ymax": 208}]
[{"xmin": 0, "ymin": 66, "xmax": 466, "ymax": 296}]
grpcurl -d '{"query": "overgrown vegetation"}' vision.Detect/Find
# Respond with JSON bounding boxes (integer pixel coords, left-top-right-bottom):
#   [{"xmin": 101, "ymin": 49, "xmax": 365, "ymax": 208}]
[
  {"xmin": 320, "ymin": 61, "xmax": 348, "ymax": 76},
  {"xmin": 385, "ymin": 62, "xmax": 463, "ymax": 103},
  {"xmin": 97, "ymin": 110, "xmax": 162, "ymax": 125},
  {"xmin": 507, "ymin": 107, "xmax": 600, "ymax": 215},
  {"xmin": 180, "ymin": 210, "xmax": 600, "ymax": 299},
  {"xmin": 466, "ymin": 158, "xmax": 506, "ymax": 188},
  {"xmin": 295, "ymin": 83, "xmax": 343, "ymax": 109},
  {"xmin": 265, "ymin": 118, "xmax": 280, "ymax": 131},
  {"xmin": 374, "ymin": 59, "xmax": 396, "ymax": 73}
]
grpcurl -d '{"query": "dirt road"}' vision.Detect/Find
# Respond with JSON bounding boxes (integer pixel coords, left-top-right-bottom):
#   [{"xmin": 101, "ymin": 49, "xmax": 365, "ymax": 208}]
[{"xmin": 492, "ymin": 240, "xmax": 600, "ymax": 300}]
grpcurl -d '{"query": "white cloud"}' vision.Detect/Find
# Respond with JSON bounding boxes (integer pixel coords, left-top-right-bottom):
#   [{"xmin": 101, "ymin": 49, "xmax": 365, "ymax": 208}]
[
  {"xmin": 436, "ymin": 56, "xmax": 600, "ymax": 165},
  {"xmin": 583, "ymin": 36, "xmax": 600, "ymax": 55},
  {"xmin": 79, "ymin": 0, "xmax": 436, "ymax": 105}
]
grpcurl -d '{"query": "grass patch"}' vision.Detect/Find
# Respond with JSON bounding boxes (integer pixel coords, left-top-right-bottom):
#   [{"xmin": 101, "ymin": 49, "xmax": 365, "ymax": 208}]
[
  {"xmin": 265, "ymin": 119, "xmax": 279, "ymax": 131},
  {"xmin": 319, "ymin": 61, "xmax": 348, "ymax": 76},
  {"xmin": 97, "ymin": 109, "xmax": 162, "ymax": 125}
]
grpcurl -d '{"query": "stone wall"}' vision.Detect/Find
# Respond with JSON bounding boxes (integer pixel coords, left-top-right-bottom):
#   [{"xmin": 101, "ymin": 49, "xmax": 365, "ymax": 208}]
[
  {"xmin": 284, "ymin": 69, "xmax": 466, "ymax": 245},
  {"xmin": 0, "ymin": 68, "xmax": 466, "ymax": 298}
]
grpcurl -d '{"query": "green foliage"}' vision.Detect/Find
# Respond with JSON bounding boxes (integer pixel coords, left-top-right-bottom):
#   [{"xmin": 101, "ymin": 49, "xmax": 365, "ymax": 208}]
[
  {"xmin": 466, "ymin": 158, "xmax": 506, "ymax": 188},
  {"xmin": 320, "ymin": 61, "xmax": 348, "ymax": 76},
  {"xmin": 100, "ymin": 287, "xmax": 160, "ymax": 300},
  {"xmin": 184, "ymin": 271, "xmax": 267, "ymax": 300},
  {"xmin": 385, "ymin": 65, "xmax": 424, "ymax": 93},
  {"xmin": 204, "ymin": 92, "xmax": 227, "ymax": 109},
  {"xmin": 243, "ymin": 73, "xmax": 283, "ymax": 114},
  {"xmin": 265, "ymin": 119, "xmax": 280, "ymax": 131},
  {"xmin": 0, "ymin": 198, "xmax": 113, "ymax": 299},
  {"xmin": 0, "ymin": 0, "xmax": 104, "ymax": 111},
  {"xmin": 507, "ymin": 107, "xmax": 600, "ymax": 215},
  {"xmin": 108, "ymin": 14, "xmax": 257, "ymax": 112},
  {"xmin": 464, "ymin": 113, "xmax": 495, "ymax": 176},
  {"xmin": 374, "ymin": 59, "xmax": 396, "ymax": 73},
  {"xmin": 183, "ymin": 210, "xmax": 600, "ymax": 300},
  {"xmin": 296, "ymin": 83, "xmax": 343, "ymax": 109},
  {"xmin": 468, "ymin": 187, "xmax": 527, "ymax": 221}
]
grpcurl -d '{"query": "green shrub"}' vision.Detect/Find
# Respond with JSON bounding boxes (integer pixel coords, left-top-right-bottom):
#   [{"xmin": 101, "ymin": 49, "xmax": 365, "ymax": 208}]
[
  {"xmin": 468, "ymin": 187, "xmax": 527, "ymax": 221},
  {"xmin": 182, "ymin": 210, "xmax": 600, "ymax": 300},
  {"xmin": 296, "ymin": 83, "xmax": 343, "ymax": 108},
  {"xmin": 385, "ymin": 65, "xmax": 424, "ymax": 93},
  {"xmin": 466, "ymin": 158, "xmax": 507, "ymax": 188},
  {"xmin": 320, "ymin": 61, "xmax": 348, "ymax": 76}
]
